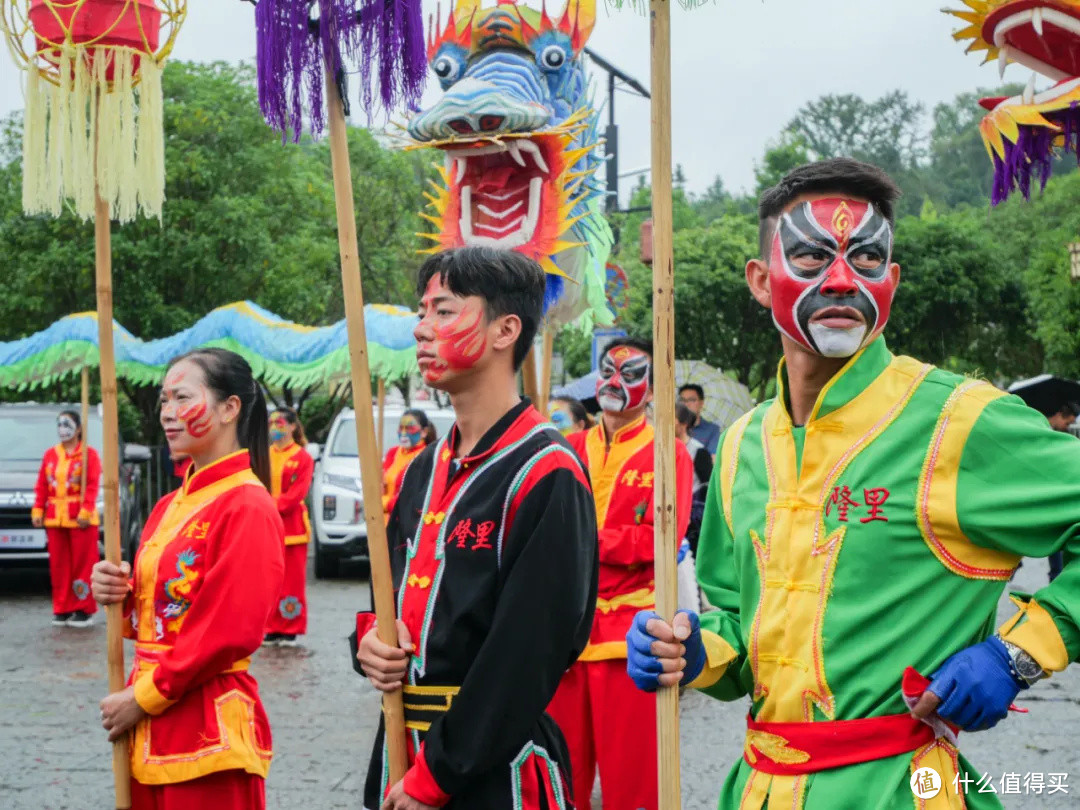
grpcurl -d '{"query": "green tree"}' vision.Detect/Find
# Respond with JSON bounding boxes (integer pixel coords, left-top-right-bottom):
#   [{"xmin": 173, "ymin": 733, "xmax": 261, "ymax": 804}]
[{"xmin": 753, "ymin": 132, "xmax": 812, "ymax": 196}]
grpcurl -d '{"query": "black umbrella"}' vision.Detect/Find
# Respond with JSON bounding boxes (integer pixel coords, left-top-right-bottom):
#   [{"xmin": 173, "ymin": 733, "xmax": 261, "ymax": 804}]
[{"xmin": 1007, "ymin": 374, "xmax": 1080, "ymax": 417}]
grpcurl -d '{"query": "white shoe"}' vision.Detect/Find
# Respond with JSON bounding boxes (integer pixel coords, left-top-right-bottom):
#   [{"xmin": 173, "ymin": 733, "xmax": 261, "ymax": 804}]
[{"xmin": 66, "ymin": 611, "xmax": 95, "ymax": 628}]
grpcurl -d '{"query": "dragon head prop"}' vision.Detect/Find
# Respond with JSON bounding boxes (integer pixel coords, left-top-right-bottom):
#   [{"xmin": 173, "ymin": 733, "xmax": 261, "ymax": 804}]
[
  {"xmin": 408, "ymin": 0, "xmax": 613, "ymax": 328},
  {"xmin": 949, "ymin": 0, "xmax": 1080, "ymax": 202}
]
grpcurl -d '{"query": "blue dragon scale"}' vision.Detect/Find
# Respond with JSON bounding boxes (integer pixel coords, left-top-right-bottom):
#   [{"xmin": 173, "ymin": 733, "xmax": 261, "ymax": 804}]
[{"xmin": 408, "ymin": 0, "xmax": 614, "ymax": 328}]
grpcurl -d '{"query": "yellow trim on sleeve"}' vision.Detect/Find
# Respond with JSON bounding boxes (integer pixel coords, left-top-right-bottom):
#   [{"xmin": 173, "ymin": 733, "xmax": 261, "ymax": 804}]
[
  {"xmin": 719, "ymin": 411, "xmax": 753, "ymax": 537},
  {"xmin": 916, "ymin": 380, "xmax": 1021, "ymax": 581},
  {"xmin": 133, "ymin": 667, "xmax": 179, "ymax": 716},
  {"xmin": 999, "ymin": 596, "xmax": 1071, "ymax": 673},
  {"xmin": 687, "ymin": 629, "xmax": 738, "ymax": 690},
  {"xmin": 577, "ymin": 640, "xmax": 628, "ymax": 661},
  {"xmin": 31, "ymin": 507, "xmax": 44, "ymax": 519},
  {"xmin": 595, "ymin": 587, "xmax": 654, "ymax": 614}
]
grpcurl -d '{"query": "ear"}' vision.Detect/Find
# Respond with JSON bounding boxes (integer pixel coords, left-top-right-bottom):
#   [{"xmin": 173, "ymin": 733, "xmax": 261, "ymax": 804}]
[
  {"xmin": 491, "ymin": 313, "xmax": 524, "ymax": 357},
  {"xmin": 218, "ymin": 394, "xmax": 242, "ymax": 426},
  {"xmin": 746, "ymin": 258, "xmax": 771, "ymax": 309},
  {"xmin": 888, "ymin": 261, "xmax": 901, "ymax": 288}
]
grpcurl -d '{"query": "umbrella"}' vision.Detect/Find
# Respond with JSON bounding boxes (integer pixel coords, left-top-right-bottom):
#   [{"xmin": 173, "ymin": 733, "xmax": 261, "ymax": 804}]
[
  {"xmin": 1007, "ymin": 374, "xmax": 1080, "ymax": 417},
  {"xmin": 674, "ymin": 360, "xmax": 755, "ymax": 432}
]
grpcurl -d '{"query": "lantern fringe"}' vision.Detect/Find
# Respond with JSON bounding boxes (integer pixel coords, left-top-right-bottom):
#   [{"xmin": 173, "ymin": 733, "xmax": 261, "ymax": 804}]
[{"xmin": 21, "ymin": 47, "xmax": 166, "ymax": 223}]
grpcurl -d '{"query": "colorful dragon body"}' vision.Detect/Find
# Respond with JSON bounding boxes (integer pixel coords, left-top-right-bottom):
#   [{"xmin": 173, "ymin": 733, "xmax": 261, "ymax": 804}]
[
  {"xmin": 163, "ymin": 549, "xmax": 198, "ymax": 632},
  {"xmin": 409, "ymin": 0, "xmax": 613, "ymax": 328},
  {"xmin": 950, "ymin": 1, "xmax": 1080, "ymax": 201}
]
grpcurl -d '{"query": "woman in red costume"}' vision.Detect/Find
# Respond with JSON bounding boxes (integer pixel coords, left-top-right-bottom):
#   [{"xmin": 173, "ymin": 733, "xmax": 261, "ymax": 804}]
[
  {"xmin": 33, "ymin": 408, "xmax": 101, "ymax": 627},
  {"xmin": 264, "ymin": 408, "xmax": 314, "ymax": 647},
  {"xmin": 91, "ymin": 348, "xmax": 285, "ymax": 810},
  {"xmin": 381, "ymin": 409, "xmax": 436, "ymax": 515}
]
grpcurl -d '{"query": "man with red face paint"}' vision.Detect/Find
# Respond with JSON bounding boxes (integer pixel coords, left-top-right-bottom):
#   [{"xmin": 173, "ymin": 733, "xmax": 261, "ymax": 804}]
[
  {"xmin": 626, "ymin": 158, "xmax": 1080, "ymax": 810},
  {"xmin": 547, "ymin": 337, "xmax": 693, "ymax": 810},
  {"xmin": 351, "ymin": 247, "xmax": 598, "ymax": 810}
]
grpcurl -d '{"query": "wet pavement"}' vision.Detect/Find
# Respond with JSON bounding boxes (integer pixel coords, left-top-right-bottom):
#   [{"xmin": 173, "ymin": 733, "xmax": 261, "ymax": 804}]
[{"xmin": 1, "ymin": 552, "xmax": 1077, "ymax": 809}]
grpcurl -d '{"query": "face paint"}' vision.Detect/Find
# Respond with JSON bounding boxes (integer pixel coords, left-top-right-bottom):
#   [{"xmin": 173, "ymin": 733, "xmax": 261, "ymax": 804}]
[
  {"xmin": 596, "ymin": 346, "xmax": 651, "ymax": 413},
  {"xmin": 398, "ymin": 416, "xmax": 425, "ymax": 449},
  {"xmin": 57, "ymin": 416, "xmax": 77, "ymax": 442},
  {"xmin": 416, "ymin": 276, "xmax": 489, "ymax": 384},
  {"xmin": 163, "ymin": 366, "xmax": 214, "ymax": 440},
  {"xmin": 269, "ymin": 414, "xmax": 289, "ymax": 443},
  {"xmin": 769, "ymin": 197, "xmax": 896, "ymax": 358},
  {"xmin": 550, "ymin": 406, "xmax": 574, "ymax": 435}
]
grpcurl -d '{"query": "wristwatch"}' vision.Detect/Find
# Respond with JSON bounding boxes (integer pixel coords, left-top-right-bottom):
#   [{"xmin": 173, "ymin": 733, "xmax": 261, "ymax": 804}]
[{"xmin": 999, "ymin": 638, "xmax": 1047, "ymax": 687}]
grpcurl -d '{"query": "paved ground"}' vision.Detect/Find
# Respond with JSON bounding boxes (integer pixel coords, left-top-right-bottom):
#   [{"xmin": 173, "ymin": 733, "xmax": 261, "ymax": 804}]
[{"xmin": 1, "ymin": 553, "xmax": 1077, "ymax": 810}]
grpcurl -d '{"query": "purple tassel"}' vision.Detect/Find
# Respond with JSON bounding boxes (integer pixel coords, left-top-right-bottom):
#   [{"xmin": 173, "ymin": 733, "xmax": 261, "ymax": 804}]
[
  {"xmin": 991, "ymin": 102, "xmax": 1080, "ymax": 204},
  {"xmin": 255, "ymin": 0, "xmax": 425, "ymax": 139}
]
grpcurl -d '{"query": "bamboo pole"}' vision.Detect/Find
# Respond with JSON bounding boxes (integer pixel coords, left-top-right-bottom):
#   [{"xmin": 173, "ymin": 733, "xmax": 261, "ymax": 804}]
[
  {"xmin": 376, "ymin": 379, "xmax": 386, "ymax": 461},
  {"xmin": 649, "ymin": 1, "xmax": 681, "ymax": 808},
  {"xmin": 80, "ymin": 367, "xmax": 89, "ymax": 499},
  {"xmin": 538, "ymin": 327, "xmax": 554, "ymax": 417},
  {"xmin": 322, "ymin": 61, "xmax": 408, "ymax": 782},
  {"xmin": 521, "ymin": 345, "xmax": 539, "ymax": 404},
  {"xmin": 95, "ymin": 191, "xmax": 131, "ymax": 809}
]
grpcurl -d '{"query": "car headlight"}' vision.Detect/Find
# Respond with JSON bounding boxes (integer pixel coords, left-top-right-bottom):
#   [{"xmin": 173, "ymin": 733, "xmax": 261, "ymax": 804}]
[{"xmin": 323, "ymin": 472, "xmax": 362, "ymax": 493}]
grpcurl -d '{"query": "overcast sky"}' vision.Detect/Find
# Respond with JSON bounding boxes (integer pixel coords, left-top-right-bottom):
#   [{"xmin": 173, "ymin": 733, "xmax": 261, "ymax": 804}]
[{"xmin": 1, "ymin": 1, "xmax": 1010, "ymax": 205}]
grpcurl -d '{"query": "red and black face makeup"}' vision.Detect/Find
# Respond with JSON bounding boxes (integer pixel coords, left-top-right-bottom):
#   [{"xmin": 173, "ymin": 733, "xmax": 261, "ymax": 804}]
[
  {"xmin": 770, "ymin": 197, "xmax": 896, "ymax": 358},
  {"xmin": 415, "ymin": 275, "xmax": 489, "ymax": 386},
  {"xmin": 595, "ymin": 346, "xmax": 650, "ymax": 413}
]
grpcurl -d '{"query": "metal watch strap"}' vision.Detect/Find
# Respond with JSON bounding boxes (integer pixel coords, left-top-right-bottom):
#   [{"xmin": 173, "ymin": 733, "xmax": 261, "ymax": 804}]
[{"xmin": 1000, "ymin": 638, "xmax": 1047, "ymax": 686}]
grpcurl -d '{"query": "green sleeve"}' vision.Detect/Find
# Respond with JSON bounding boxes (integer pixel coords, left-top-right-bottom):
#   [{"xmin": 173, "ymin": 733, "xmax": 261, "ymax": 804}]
[
  {"xmin": 694, "ymin": 444, "xmax": 750, "ymax": 701},
  {"xmin": 957, "ymin": 394, "xmax": 1080, "ymax": 662}
]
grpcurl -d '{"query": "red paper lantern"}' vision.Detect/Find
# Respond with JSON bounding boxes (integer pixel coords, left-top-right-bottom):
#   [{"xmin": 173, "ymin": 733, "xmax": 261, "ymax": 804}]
[{"xmin": 28, "ymin": 0, "xmax": 161, "ymax": 77}]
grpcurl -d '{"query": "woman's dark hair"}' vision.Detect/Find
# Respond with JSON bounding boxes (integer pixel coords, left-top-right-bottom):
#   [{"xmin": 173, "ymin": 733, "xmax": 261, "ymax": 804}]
[
  {"xmin": 271, "ymin": 407, "xmax": 307, "ymax": 446},
  {"xmin": 552, "ymin": 396, "xmax": 591, "ymax": 429},
  {"xmin": 415, "ymin": 247, "xmax": 545, "ymax": 370},
  {"xmin": 58, "ymin": 408, "xmax": 83, "ymax": 440},
  {"xmin": 402, "ymin": 409, "xmax": 437, "ymax": 444},
  {"xmin": 167, "ymin": 348, "xmax": 271, "ymax": 490},
  {"xmin": 676, "ymin": 403, "xmax": 696, "ymax": 428}
]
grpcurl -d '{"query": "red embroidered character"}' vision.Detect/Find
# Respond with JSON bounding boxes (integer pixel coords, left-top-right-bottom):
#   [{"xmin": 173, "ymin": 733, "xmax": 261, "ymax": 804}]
[
  {"xmin": 472, "ymin": 520, "xmax": 496, "ymax": 551},
  {"xmin": 449, "ymin": 518, "xmax": 475, "ymax": 548},
  {"xmin": 826, "ymin": 486, "xmax": 860, "ymax": 522},
  {"xmin": 860, "ymin": 488, "xmax": 890, "ymax": 523}
]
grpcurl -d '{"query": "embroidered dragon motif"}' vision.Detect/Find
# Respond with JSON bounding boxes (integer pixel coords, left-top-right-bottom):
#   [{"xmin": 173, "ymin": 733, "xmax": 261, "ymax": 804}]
[{"xmin": 163, "ymin": 548, "xmax": 198, "ymax": 633}]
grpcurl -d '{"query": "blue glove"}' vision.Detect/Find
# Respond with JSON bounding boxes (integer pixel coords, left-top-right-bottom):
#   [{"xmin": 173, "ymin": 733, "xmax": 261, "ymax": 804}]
[
  {"xmin": 928, "ymin": 637, "xmax": 1026, "ymax": 732},
  {"xmin": 677, "ymin": 540, "xmax": 690, "ymax": 564},
  {"xmin": 626, "ymin": 609, "xmax": 706, "ymax": 692}
]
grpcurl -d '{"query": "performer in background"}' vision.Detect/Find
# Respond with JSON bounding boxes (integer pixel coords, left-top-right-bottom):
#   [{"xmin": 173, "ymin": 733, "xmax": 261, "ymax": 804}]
[
  {"xmin": 33, "ymin": 408, "xmax": 101, "ymax": 627},
  {"xmin": 91, "ymin": 348, "xmax": 285, "ymax": 810},
  {"xmin": 548, "ymin": 337, "xmax": 692, "ymax": 810},
  {"xmin": 382, "ymin": 409, "xmax": 436, "ymax": 516},
  {"xmin": 353, "ymin": 247, "xmax": 598, "ymax": 810},
  {"xmin": 628, "ymin": 158, "xmax": 1080, "ymax": 810},
  {"xmin": 549, "ymin": 396, "xmax": 592, "ymax": 436},
  {"xmin": 264, "ymin": 408, "xmax": 314, "ymax": 646}
]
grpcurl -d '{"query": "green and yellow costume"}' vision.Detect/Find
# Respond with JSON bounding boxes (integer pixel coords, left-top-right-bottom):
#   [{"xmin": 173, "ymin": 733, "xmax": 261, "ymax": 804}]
[{"xmin": 692, "ymin": 337, "xmax": 1080, "ymax": 809}]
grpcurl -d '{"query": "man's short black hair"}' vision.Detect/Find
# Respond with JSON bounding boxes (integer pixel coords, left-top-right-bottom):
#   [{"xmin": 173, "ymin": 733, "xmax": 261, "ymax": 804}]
[
  {"xmin": 601, "ymin": 336, "xmax": 654, "ymax": 384},
  {"xmin": 679, "ymin": 383, "xmax": 704, "ymax": 401},
  {"xmin": 416, "ymin": 247, "xmax": 545, "ymax": 370},
  {"xmin": 757, "ymin": 158, "xmax": 902, "ymax": 258}
]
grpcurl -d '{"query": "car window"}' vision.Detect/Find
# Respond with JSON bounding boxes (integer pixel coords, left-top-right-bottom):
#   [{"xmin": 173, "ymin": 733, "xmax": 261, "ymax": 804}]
[
  {"xmin": 330, "ymin": 412, "xmax": 458, "ymax": 458},
  {"xmin": 0, "ymin": 412, "xmax": 104, "ymax": 462}
]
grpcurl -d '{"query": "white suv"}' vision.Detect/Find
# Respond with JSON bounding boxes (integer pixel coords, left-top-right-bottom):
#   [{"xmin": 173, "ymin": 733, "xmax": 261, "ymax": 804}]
[{"xmin": 308, "ymin": 404, "xmax": 456, "ymax": 578}]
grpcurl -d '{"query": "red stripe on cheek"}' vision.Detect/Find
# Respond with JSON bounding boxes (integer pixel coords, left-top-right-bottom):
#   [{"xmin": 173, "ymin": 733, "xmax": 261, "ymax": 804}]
[
  {"xmin": 177, "ymin": 400, "xmax": 213, "ymax": 438},
  {"xmin": 435, "ymin": 306, "xmax": 487, "ymax": 372}
]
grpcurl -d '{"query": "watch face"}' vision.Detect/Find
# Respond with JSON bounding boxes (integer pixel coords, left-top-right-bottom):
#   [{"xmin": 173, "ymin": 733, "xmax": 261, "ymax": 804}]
[{"xmin": 1015, "ymin": 652, "xmax": 1043, "ymax": 681}]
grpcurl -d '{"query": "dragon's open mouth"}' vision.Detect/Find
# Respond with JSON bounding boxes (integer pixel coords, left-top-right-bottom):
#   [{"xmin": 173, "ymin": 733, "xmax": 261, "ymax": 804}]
[
  {"xmin": 985, "ymin": 2, "xmax": 1080, "ymax": 79},
  {"xmin": 444, "ymin": 137, "xmax": 555, "ymax": 249}
]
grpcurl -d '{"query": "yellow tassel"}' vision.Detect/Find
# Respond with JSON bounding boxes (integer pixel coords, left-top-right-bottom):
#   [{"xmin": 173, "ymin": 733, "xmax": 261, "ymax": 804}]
[
  {"xmin": 115, "ymin": 50, "xmax": 139, "ymax": 223},
  {"xmin": 135, "ymin": 56, "xmax": 165, "ymax": 221},
  {"xmin": 94, "ymin": 50, "xmax": 118, "ymax": 220},
  {"xmin": 72, "ymin": 51, "xmax": 95, "ymax": 218},
  {"xmin": 22, "ymin": 64, "xmax": 47, "ymax": 215}
]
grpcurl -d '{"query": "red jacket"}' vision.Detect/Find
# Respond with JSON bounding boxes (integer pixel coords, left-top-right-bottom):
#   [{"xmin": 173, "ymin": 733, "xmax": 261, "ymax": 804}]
[
  {"xmin": 270, "ymin": 442, "xmax": 313, "ymax": 545},
  {"xmin": 32, "ymin": 443, "xmax": 101, "ymax": 528},
  {"xmin": 567, "ymin": 415, "xmax": 692, "ymax": 660},
  {"xmin": 125, "ymin": 450, "xmax": 285, "ymax": 784}
]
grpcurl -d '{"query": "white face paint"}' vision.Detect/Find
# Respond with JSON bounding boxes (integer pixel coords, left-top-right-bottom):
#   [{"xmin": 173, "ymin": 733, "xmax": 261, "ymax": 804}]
[
  {"xmin": 57, "ymin": 416, "xmax": 77, "ymax": 442},
  {"xmin": 807, "ymin": 323, "xmax": 867, "ymax": 359}
]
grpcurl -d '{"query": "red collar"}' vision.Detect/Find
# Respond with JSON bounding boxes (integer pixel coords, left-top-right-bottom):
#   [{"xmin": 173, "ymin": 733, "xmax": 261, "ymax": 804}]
[
  {"xmin": 445, "ymin": 399, "xmax": 541, "ymax": 465},
  {"xmin": 184, "ymin": 450, "xmax": 252, "ymax": 495}
]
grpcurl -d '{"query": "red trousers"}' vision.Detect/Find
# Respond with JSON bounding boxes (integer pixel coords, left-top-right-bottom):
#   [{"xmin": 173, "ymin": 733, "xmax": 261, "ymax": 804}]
[
  {"xmin": 46, "ymin": 526, "xmax": 98, "ymax": 615},
  {"xmin": 130, "ymin": 769, "xmax": 264, "ymax": 809},
  {"xmin": 265, "ymin": 543, "xmax": 307, "ymax": 635},
  {"xmin": 547, "ymin": 658, "xmax": 657, "ymax": 810}
]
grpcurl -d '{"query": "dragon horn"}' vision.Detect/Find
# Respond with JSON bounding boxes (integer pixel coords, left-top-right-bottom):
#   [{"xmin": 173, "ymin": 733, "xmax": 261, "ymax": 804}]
[{"xmin": 558, "ymin": 0, "xmax": 595, "ymax": 52}]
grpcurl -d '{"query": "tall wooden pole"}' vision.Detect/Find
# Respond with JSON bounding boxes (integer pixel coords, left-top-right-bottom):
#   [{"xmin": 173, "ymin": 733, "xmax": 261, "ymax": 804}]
[
  {"xmin": 80, "ymin": 367, "xmax": 90, "ymax": 497},
  {"xmin": 521, "ymin": 345, "xmax": 540, "ymax": 404},
  {"xmin": 95, "ymin": 191, "xmax": 131, "ymax": 809},
  {"xmin": 376, "ymin": 379, "xmax": 386, "ymax": 461},
  {"xmin": 649, "ymin": 0, "xmax": 681, "ymax": 808},
  {"xmin": 322, "ymin": 61, "xmax": 408, "ymax": 782},
  {"xmin": 538, "ymin": 327, "xmax": 554, "ymax": 417}
]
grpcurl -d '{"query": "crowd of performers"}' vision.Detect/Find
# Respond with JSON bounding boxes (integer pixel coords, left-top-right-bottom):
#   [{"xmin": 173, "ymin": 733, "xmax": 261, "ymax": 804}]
[{"xmin": 56, "ymin": 157, "xmax": 1078, "ymax": 809}]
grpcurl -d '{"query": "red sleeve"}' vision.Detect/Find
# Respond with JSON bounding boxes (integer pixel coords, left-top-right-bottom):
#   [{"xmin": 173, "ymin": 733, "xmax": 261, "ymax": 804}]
[
  {"xmin": 597, "ymin": 442, "xmax": 694, "ymax": 567},
  {"xmin": 79, "ymin": 447, "xmax": 101, "ymax": 518},
  {"xmin": 402, "ymin": 743, "xmax": 452, "ymax": 807},
  {"xmin": 275, "ymin": 450, "xmax": 313, "ymax": 513},
  {"xmin": 133, "ymin": 495, "xmax": 286, "ymax": 715},
  {"xmin": 32, "ymin": 449, "xmax": 51, "ymax": 515}
]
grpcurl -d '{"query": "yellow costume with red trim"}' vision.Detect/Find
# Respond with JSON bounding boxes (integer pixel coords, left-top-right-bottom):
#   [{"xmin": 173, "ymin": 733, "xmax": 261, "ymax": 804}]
[
  {"xmin": 125, "ymin": 450, "xmax": 284, "ymax": 802},
  {"xmin": 33, "ymin": 442, "xmax": 101, "ymax": 615},
  {"xmin": 382, "ymin": 443, "xmax": 425, "ymax": 516},
  {"xmin": 548, "ymin": 415, "xmax": 693, "ymax": 810},
  {"xmin": 265, "ymin": 442, "xmax": 313, "ymax": 636}
]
